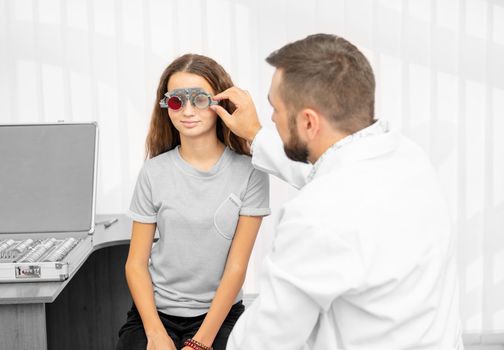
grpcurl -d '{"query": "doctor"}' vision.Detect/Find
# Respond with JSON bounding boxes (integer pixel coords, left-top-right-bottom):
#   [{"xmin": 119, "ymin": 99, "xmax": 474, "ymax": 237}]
[{"xmin": 211, "ymin": 34, "xmax": 463, "ymax": 349}]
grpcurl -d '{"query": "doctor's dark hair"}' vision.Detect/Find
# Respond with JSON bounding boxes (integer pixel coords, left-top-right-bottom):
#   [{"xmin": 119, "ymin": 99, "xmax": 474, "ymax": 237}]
[
  {"xmin": 145, "ymin": 54, "xmax": 249, "ymax": 159},
  {"xmin": 266, "ymin": 33, "xmax": 375, "ymax": 134}
]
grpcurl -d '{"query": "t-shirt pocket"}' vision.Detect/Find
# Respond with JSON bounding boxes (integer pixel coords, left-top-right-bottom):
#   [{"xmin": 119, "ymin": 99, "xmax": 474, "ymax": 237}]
[{"xmin": 214, "ymin": 193, "xmax": 242, "ymax": 240}]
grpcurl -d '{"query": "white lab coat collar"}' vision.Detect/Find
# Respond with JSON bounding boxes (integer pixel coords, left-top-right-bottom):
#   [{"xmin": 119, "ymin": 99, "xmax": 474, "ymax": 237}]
[{"xmin": 308, "ymin": 119, "xmax": 394, "ymax": 182}]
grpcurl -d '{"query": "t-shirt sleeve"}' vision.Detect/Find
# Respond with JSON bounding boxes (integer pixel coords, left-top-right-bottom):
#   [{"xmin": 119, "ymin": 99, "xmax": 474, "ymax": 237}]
[
  {"xmin": 127, "ymin": 165, "xmax": 157, "ymax": 223},
  {"xmin": 240, "ymin": 168, "xmax": 271, "ymax": 217}
]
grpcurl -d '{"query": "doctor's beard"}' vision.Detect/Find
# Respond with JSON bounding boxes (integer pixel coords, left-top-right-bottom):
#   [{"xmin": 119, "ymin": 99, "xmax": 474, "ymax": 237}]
[{"xmin": 283, "ymin": 117, "xmax": 310, "ymax": 163}]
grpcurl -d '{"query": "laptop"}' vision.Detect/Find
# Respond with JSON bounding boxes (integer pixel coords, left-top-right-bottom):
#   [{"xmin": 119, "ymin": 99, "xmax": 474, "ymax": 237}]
[{"xmin": 0, "ymin": 122, "xmax": 98, "ymax": 282}]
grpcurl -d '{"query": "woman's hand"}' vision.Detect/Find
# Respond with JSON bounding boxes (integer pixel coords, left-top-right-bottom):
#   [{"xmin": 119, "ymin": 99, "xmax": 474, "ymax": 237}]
[{"xmin": 146, "ymin": 330, "xmax": 177, "ymax": 350}]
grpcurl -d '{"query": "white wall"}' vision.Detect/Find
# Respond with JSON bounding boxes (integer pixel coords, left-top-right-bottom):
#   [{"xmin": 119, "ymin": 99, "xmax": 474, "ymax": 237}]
[{"xmin": 1, "ymin": 0, "xmax": 504, "ymax": 342}]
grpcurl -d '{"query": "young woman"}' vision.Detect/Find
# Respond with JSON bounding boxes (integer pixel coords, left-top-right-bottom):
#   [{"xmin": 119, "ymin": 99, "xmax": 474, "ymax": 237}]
[{"xmin": 116, "ymin": 54, "xmax": 270, "ymax": 350}]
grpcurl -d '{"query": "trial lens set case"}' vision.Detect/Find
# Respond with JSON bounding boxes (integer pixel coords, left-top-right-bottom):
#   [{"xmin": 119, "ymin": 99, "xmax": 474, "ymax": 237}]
[{"xmin": 0, "ymin": 123, "xmax": 98, "ymax": 282}]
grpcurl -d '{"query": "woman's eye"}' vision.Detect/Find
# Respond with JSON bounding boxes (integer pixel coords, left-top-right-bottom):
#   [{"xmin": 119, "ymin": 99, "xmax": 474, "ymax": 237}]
[
  {"xmin": 167, "ymin": 96, "xmax": 183, "ymax": 110},
  {"xmin": 194, "ymin": 94, "xmax": 209, "ymax": 108}
]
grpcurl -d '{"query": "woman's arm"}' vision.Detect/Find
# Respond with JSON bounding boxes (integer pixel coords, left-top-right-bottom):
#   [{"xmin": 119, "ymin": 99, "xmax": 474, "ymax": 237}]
[
  {"xmin": 187, "ymin": 215, "xmax": 263, "ymax": 348},
  {"xmin": 125, "ymin": 221, "xmax": 176, "ymax": 350}
]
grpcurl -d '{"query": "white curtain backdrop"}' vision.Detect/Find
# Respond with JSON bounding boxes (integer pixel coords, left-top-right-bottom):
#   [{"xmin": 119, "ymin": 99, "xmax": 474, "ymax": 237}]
[{"xmin": 1, "ymin": 0, "xmax": 503, "ymax": 341}]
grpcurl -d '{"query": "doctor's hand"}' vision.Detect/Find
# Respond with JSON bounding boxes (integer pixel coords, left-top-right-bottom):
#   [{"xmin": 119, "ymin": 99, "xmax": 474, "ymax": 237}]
[{"xmin": 210, "ymin": 87, "xmax": 262, "ymax": 143}]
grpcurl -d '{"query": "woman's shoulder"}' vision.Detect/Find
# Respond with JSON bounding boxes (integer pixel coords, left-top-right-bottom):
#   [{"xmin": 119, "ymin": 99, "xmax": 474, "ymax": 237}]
[
  {"xmin": 141, "ymin": 149, "xmax": 176, "ymax": 173},
  {"xmin": 227, "ymin": 148, "xmax": 254, "ymax": 169}
]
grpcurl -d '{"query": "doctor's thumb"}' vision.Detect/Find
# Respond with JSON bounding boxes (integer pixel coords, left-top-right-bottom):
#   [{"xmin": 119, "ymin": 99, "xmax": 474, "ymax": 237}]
[
  {"xmin": 211, "ymin": 105, "xmax": 233, "ymax": 125},
  {"xmin": 210, "ymin": 104, "xmax": 258, "ymax": 142}
]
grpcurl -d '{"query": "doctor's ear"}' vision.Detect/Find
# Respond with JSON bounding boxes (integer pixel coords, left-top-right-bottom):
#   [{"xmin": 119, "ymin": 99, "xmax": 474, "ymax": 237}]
[{"xmin": 298, "ymin": 108, "xmax": 321, "ymax": 141}]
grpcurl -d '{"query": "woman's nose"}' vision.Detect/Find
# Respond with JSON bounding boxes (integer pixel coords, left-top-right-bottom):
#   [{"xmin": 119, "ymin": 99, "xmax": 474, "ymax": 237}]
[{"xmin": 182, "ymin": 101, "xmax": 196, "ymax": 116}]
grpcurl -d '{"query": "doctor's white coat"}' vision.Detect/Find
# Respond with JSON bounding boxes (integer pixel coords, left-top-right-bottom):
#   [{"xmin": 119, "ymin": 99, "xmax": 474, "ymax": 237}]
[{"xmin": 227, "ymin": 125, "xmax": 463, "ymax": 350}]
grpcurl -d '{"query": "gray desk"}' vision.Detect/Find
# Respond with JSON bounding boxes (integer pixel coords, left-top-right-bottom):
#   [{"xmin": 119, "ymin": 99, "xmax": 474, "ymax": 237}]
[{"xmin": 0, "ymin": 214, "xmax": 133, "ymax": 350}]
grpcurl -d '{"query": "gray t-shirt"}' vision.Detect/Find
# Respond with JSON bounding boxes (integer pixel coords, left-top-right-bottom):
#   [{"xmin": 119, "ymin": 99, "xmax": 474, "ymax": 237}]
[{"xmin": 128, "ymin": 146, "xmax": 270, "ymax": 316}]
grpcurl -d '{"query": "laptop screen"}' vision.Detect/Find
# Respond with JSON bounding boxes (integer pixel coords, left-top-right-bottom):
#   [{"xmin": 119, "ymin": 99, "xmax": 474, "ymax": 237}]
[{"xmin": 0, "ymin": 123, "xmax": 98, "ymax": 234}]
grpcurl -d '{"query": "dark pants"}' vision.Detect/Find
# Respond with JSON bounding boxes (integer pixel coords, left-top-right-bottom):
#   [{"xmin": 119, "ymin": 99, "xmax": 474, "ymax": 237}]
[{"xmin": 116, "ymin": 301, "xmax": 245, "ymax": 350}]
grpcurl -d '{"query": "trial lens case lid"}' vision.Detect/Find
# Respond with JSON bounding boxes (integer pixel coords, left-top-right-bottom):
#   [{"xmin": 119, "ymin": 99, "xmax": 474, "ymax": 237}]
[{"xmin": 0, "ymin": 122, "xmax": 98, "ymax": 235}]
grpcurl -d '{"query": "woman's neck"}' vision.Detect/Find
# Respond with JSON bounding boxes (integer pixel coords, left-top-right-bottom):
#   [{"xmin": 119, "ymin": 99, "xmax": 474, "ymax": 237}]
[{"xmin": 178, "ymin": 134, "xmax": 226, "ymax": 171}]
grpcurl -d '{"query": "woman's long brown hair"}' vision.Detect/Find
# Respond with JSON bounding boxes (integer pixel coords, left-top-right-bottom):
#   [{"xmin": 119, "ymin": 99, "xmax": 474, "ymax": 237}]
[{"xmin": 145, "ymin": 54, "xmax": 250, "ymax": 159}]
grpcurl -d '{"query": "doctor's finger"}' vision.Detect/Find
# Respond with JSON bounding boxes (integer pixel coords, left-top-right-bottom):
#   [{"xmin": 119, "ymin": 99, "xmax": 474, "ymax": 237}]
[{"xmin": 213, "ymin": 86, "xmax": 248, "ymax": 104}]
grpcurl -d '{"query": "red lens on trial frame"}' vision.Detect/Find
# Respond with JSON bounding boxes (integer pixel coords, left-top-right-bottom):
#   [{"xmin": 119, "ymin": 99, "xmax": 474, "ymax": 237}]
[{"xmin": 167, "ymin": 96, "xmax": 183, "ymax": 110}]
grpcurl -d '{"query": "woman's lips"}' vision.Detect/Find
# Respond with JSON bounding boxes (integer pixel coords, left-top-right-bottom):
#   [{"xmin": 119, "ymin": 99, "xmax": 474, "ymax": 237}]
[{"xmin": 180, "ymin": 121, "xmax": 200, "ymax": 128}]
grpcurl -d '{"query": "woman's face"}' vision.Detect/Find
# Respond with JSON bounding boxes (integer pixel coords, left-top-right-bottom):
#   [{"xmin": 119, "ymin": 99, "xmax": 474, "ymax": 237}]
[{"xmin": 166, "ymin": 72, "xmax": 219, "ymax": 140}]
